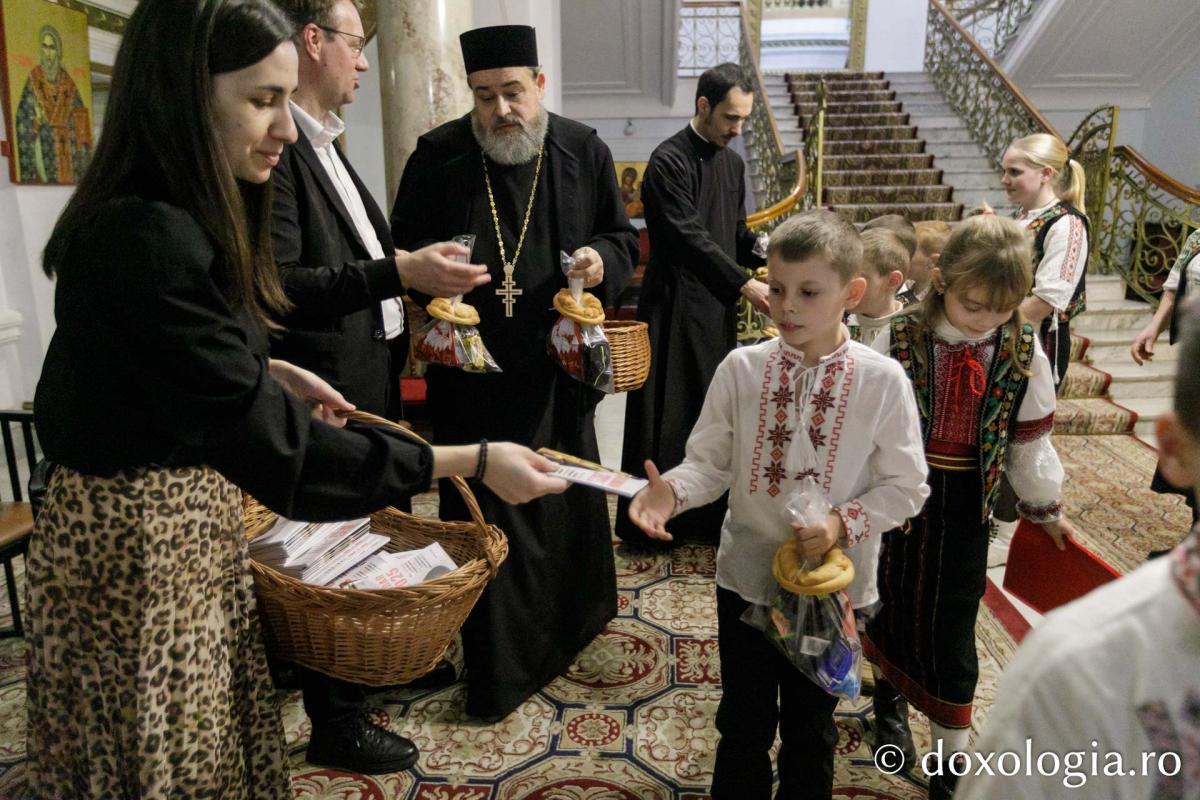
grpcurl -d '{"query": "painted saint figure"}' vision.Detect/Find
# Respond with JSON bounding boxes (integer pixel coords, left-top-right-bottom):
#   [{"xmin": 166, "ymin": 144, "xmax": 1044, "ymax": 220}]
[{"xmin": 15, "ymin": 24, "xmax": 92, "ymax": 183}]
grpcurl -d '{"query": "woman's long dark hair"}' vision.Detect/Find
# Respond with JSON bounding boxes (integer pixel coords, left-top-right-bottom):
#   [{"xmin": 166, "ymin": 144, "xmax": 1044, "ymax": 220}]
[{"xmin": 43, "ymin": 0, "xmax": 295, "ymax": 327}]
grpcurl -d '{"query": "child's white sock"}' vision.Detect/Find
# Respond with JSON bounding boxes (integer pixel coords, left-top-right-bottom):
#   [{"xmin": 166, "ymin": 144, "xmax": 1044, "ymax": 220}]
[{"xmin": 929, "ymin": 721, "xmax": 970, "ymax": 756}]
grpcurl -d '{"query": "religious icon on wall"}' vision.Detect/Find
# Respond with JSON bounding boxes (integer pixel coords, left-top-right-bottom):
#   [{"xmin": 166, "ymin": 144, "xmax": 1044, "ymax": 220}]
[
  {"xmin": 614, "ymin": 161, "xmax": 647, "ymax": 220},
  {"xmin": 0, "ymin": 0, "xmax": 93, "ymax": 184}
]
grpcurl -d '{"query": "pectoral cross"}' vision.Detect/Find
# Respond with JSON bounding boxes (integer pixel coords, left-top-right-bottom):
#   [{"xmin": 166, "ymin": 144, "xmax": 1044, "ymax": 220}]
[{"xmin": 497, "ymin": 263, "xmax": 523, "ymax": 317}]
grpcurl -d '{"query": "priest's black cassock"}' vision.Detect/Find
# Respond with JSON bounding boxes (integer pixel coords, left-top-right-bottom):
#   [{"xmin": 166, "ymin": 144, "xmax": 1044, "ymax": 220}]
[
  {"xmin": 391, "ymin": 112, "xmax": 637, "ymax": 719},
  {"xmin": 616, "ymin": 125, "xmax": 764, "ymax": 545}
]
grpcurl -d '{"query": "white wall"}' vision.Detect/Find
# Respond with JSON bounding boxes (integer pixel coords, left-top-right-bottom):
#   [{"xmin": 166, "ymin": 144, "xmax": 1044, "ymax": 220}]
[
  {"xmin": 474, "ymin": 0, "xmax": 562, "ymax": 114},
  {"xmin": 1144, "ymin": 65, "xmax": 1200, "ymax": 190},
  {"xmin": 863, "ymin": 0, "xmax": 927, "ymax": 73}
]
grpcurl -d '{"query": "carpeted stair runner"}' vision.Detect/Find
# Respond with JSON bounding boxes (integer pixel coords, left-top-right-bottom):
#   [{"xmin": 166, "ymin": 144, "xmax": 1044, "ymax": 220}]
[{"xmin": 781, "ymin": 70, "xmax": 964, "ymax": 222}]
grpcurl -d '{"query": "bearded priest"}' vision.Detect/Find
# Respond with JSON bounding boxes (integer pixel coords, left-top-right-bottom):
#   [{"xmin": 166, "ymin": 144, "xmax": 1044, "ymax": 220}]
[{"xmin": 391, "ymin": 24, "xmax": 638, "ymax": 721}]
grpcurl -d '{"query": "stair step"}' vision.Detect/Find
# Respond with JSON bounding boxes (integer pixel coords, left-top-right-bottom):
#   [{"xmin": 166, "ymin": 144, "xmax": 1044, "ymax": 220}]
[
  {"xmin": 890, "ymin": 90, "xmax": 946, "ymax": 105},
  {"xmin": 823, "ymin": 168, "xmax": 944, "ymax": 186},
  {"xmin": 903, "ymin": 114, "xmax": 965, "ymax": 129},
  {"xmin": 933, "ymin": 155, "xmax": 996, "ymax": 171},
  {"xmin": 824, "ymin": 153, "xmax": 935, "ymax": 170},
  {"xmin": 793, "ymin": 90, "xmax": 898, "ymax": 103},
  {"xmin": 1071, "ymin": 299, "xmax": 1154, "ymax": 332},
  {"xmin": 824, "ymin": 125, "xmax": 919, "ymax": 142},
  {"xmin": 794, "ymin": 100, "xmax": 903, "ymax": 115},
  {"xmin": 927, "ymin": 142, "xmax": 996, "ymax": 157},
  {"xmin": 830, "ymin": 202, "xmax": 962, "ymax": 223},
  {"xmin": 923, "ymin": 128, "xmax": 983, "ymax": 143},
  {"xmin": 784, "ymin": 70, "xmax": 886, "ymax": 81},
  {"xmin": 1055, "ymin": 398, "xmax": 1136, "ymax": 435},
  {"xmin": 815, "ymin": 112, "xmax": 912, "ymax": 127},
  {"xmin": 825, "ymin": 185, "xmax": 954, "ymax": 203},
  {"xmin": 940, "ymin": 170, "xmax": 1003, "ymax": 190},
  {"xmin": 789, "ymin": 79, "xmax": 891, "ymax": 93},
  {"xmin": 1099, "ymin": 361, "xmax": 1176, "ymax": 401},
  {"xmin": 825, "ymin": 139, "xmax": 927, "ymax": 155},
  {"xmin": 1085, "ymin": 275, "xmax": 1128, "ymax": 303},
  {"xmin": 1125, "ymin": 397, "xmax": 1172, "ymax": 438},
  {"xmin": 953, "ymin": 189, "xmax": 1002, "ymax": 210},
  {"xmin": 903, "ymin": 102, "xmax": 955, "ymax": 116},
  {"xmin": 1085, "ymin": 330, "xmax": 1178, "ymax": 364},
  {"xmin": 1060, "ymin": 363, "xmax": 1112, "ymax": 400}
]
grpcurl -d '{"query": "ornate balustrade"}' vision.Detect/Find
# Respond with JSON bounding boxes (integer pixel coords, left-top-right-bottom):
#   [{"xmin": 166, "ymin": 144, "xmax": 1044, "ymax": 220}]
[
  {"xmin": 942, "ymin": 0, "xmax": 1038, "ymax": 58},
  {"xmin": 678, "ymin": 2, "xmax": 743, "ymax": 77},
  {"xmin": 930, "ymin": 0, "xmax": 1200, "ymax": 304}
]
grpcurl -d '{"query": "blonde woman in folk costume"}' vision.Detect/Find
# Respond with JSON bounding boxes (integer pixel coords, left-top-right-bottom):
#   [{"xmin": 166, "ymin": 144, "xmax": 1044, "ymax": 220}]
[{"xmin": 1001, "ymin": 132, "xmax": 1089, "ymax": 391}]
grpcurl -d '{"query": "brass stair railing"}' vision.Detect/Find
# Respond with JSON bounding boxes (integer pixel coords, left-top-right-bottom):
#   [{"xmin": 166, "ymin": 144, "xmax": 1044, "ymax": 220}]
[
  {"xmin": 927, "ymin": 0, "xmax": 1199, "ymax": 305},
  {"xmin": 738, "ymin": 2, "xmax": 805, "ymax": 231}
]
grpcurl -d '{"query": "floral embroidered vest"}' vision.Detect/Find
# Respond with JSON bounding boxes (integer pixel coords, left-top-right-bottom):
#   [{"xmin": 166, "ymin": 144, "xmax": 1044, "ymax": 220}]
[
  {"xmin": 890, "ymin": 315, "xmax": 1036, "ymax": 521},
  {"xmin": 1027, "ymin": 202, "xmax": 1090, "ymax": 322}
]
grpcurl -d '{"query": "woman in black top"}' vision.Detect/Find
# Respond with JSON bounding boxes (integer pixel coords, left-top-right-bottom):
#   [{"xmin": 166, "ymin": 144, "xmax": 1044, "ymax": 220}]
[{"xmin": 28, "ymin": 0, "xmax": 564, "ymax": 796}]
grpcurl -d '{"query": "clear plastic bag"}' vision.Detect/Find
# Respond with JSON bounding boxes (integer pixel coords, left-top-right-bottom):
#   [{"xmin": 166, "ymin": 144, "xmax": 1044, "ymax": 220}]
[
  {"xmin": 414, "ymin": 317, "xmax": 501, "ymax": 373},
  {"xmin": 741, "ymin": 479, "xmax": 863, "ymax": 700},
  {"xmin": 548, "ymin": 251, "xmax": 615, "ymax": 393}
]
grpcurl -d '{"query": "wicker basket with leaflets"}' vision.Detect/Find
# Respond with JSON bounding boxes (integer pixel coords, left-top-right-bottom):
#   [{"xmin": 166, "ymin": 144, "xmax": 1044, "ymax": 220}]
[{"xmin": 243, "ymin": 411, "xmax": 508, "ymax": 686}]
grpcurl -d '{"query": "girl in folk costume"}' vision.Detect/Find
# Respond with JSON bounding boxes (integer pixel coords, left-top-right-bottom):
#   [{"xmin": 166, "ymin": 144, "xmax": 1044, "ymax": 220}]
[
  {"xmin": 862, "ymin": 215, "xmax": 1076, "ymax": 800},
  {"xmin": 1131, "ymin": 228, "xmax": 1200, "ymax": 529},
  {"xmin": 1002, "ymin": 132, "xmax": 1089, "ymax": 391}
]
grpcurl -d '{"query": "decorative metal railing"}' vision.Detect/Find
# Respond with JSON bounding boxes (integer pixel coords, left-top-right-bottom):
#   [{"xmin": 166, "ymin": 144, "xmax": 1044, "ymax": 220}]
[
  {"xmin": 929, "ymin": 0, "xmax": 1200, "ymax": 304},
  {"xmin": 942, "ymin": 0, "xmax": 1039, "ymax": 58},
  {"xmin": 737, "ymin": 3, "xmax": 804, "ymax": 228},
  {"xmin": 678, "ymin": 2, "xmax": 743, "ymax": 77},
  {"xmin": 1068, "ymin": 107, "xmax": 1200, "ymax": 302},
  {"xmin": 925, "ymin": 0, "xmax": 1058, "ymax": 169}
]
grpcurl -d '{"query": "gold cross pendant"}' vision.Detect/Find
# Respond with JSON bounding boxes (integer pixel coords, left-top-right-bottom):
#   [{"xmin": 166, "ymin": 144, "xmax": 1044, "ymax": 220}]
[{"xmin": 497, "ymin": 263, "xmax": 523, "ymax": 317}]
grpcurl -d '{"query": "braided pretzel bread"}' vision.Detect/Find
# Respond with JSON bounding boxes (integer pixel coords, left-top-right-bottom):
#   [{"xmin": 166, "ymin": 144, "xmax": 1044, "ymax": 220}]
[
  {"xmin": 552, "ymin": 289, "xmax": 606, "ymax": 325},
  {"xmin": 426, "ymin": 297, "xmax": 481, "ymax": 325},
  {"xmin": 771, "ymin": 541, "xmax": 855, "ymax": 596}
]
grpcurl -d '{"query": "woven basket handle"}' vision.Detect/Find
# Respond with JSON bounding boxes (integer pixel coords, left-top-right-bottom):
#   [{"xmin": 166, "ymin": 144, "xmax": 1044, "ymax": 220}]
[{"xmin": 343, "ymin": 410, "xmax": 498, "ymax": 573}]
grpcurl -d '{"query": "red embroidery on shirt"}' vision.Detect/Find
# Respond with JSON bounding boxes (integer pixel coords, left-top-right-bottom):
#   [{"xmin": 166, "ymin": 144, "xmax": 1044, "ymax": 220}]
[
  {"xmin": 931, "ymin": 341, "xmax": 989, "ymax": 446},
  {"xmin": 822, "ymin": 354, "xmax": 855, "ymax": 494},
  {"xmin": 1013, "ymin": 413, "xmax": 1054, "ymax": 443},
  {"xmin": 1061, "ymin": 216, "xmax": 1085, "ymax": 282},
  {"xmin": 749, "ymin": 349, "xmax": 780, "ymax": 494}
]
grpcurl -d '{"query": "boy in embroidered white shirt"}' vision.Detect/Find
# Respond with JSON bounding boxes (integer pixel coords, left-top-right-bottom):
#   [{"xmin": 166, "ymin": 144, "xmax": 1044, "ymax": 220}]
[
  {"xmin": 847, "ymin": 227, "xmax": 911, "ymax": 347},
  {"xmin": 628, "ymin": 209, "xmax": 930, "ymax": 800}
]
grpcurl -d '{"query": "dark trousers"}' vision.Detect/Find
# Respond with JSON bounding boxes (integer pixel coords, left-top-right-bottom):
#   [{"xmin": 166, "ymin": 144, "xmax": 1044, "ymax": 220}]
[
  {"xmin": 301, "ymin": 668, "xmax": 367, "ymax": 726},
  {"xmin": 712, "ymin": 587, "xmax": 840, "ymax": 800}
]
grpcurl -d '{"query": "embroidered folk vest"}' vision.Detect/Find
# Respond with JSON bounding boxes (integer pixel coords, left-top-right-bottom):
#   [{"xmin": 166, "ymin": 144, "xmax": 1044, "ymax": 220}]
[
  {"xmin": 1027, "ymin": 202, "xmax": 1090, "ymax": 322},
  {"xmin": 890, "ymin": 315, "xmax": 1036, "ymax": 521}
]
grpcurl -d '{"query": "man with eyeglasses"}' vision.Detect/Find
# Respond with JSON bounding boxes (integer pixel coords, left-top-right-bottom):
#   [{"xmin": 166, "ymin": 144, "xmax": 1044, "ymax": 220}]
[{"xmin": 268, "ymin": 0, "xmax": 489, "ymax": 776}]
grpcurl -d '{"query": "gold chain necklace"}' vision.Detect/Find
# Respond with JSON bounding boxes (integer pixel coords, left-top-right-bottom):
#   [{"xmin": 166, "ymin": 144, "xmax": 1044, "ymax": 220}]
[{"xmin": 482, "ymin": 145, "xmax": 544, "ymax": 317}]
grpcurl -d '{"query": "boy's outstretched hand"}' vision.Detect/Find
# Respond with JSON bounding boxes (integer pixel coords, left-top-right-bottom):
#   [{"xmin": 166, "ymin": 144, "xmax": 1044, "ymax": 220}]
[
  {"xmin": 792, "ymin": 511, "xmax": 846, "ymax": 564},
  {"xmin": 628, "ymin": 460, "xmax": 677, "ymax": 541}
]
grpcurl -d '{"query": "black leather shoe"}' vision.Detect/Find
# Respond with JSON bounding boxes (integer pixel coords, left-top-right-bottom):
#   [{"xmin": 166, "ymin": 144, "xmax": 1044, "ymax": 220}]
[
  {"xmin": 871, "ymin": 680, "xmax": 916, "ymax": 773},
  {"xmin": 929, "ymin": 759, "xmax": 962, "ymax": 800},
  {"xmin": 307, "ymin": 713, "xmax": 419, "ymax": 774},
  {"xmin": 399, "ymin": 658, "xmax": 457, "ymax": 691}
]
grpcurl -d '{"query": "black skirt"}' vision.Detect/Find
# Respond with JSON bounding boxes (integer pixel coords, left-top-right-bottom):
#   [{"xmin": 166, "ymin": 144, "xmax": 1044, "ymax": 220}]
[{"xmin": 863, "ymin": 464, "xmax": 987, "ymax": 729}]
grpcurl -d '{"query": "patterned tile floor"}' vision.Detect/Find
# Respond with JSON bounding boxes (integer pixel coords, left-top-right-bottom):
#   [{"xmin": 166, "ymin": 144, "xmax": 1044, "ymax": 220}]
[{"xmin": 0, "ymin": 536, "xmax": 1021, "ymax": 799}]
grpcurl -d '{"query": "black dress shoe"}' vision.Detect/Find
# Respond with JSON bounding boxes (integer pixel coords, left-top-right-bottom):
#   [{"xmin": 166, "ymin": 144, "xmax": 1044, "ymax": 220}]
[
  {"xmin": 871, "ymin": 680, "xmax": 917, "ymax": 773},
  {"xmin": 400, "ymin": 658, "xmax": 457, "ymax": 691},
  {"xmin": 307, "ymin": 712, "xmax": 419, "ymax": 774},
  {"xmin": 929, "ymin": 757, "xmax": 964, "ymax": 800}
]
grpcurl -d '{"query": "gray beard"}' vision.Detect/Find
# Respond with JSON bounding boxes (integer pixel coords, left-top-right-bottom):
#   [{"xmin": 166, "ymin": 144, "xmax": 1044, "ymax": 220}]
[{"xmin": 471, "ymin": 106, "xmax": 548, "ymax": 166}]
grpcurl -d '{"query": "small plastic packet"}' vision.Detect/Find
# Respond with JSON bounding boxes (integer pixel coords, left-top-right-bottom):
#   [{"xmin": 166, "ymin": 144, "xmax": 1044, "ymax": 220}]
[
  {"xmin": 413, "ymin": 235, "xmax": 501, "ymax": 373},
  {"xmin": 741, "ymin": 480, "xmax": 863, "ymax": 699},
  {"xmin": 548, "ymin": 251, "xmax": 615, "ymax": 393}
]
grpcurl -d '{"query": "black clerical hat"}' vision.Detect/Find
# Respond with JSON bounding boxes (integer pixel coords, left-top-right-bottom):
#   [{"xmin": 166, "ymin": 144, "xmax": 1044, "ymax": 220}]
[{"xmin": 459, "ymin": 25, "xmax": 539, "ymax": 74}]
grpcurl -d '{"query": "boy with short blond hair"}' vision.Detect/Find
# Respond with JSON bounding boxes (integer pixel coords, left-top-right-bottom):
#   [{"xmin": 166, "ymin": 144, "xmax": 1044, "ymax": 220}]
[
  {"xmin": 628, "ymin": 209, "xmax": 929, "ymax": 799},
  {"xmin": 848, "ymin": 228, "xmax": 910, "ymax": 346},
  {"xmin": 910, "ymin": 219, "xmax": 951, "ymax": 301}
]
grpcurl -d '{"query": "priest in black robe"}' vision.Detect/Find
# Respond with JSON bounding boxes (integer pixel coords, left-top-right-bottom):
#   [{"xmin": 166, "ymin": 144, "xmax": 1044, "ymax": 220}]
[
  {"xmin": 391, "ymin": 25, "xmax": 638, "ymax": 720},
  {"xmin": 616, "ymin": 63, "xmax": 767, "ymax": 546}
]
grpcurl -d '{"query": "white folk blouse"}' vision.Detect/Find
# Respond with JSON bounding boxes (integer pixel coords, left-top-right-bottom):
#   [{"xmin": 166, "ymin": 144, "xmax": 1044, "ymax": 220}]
[{"xmin": 662, "ymin": 332, "xmax": 930, "ymax": 609}]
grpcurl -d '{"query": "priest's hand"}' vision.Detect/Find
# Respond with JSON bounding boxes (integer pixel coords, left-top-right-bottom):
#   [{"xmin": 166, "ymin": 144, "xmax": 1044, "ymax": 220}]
[
  {"xmin": 268, "ymin": 359, "xmax": 356, "ymax": 428},
  {"xmin": 741, "ymin": 277, "xmax": 770, "ymax": 314},
  {"xmin": 628, "ymin": 461, "xmax": 677, "ymax": 541},
  {"xmin": 567, "ymin": 246, "xmax": 604, "ymax": 288},
  {"xmin": 482, "ymin": 443, "xmax": 569, "ymax": 504},
  {"xmin": 1038, "ymin": 516, "xmax": 1072, "ymax": 551},
  {"xmin": 791, "ymin": 511, "xmax": 844, "ymax": 564},
  {"xmin": 395, "ymin": 242, "xmax": 490, "ymax": 297}
]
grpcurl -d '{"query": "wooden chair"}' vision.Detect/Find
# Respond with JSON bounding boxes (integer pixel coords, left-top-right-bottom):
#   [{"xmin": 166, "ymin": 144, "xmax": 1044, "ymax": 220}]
[{"xmin": 0, "ymin": 410, "xmax": 36, "ymax": 639}]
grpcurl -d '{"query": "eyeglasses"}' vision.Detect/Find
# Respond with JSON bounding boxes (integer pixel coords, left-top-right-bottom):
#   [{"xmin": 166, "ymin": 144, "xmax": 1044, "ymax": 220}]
[{"xmin": 318, "ymin": 25, "xmax": 366, "ymax": 56}]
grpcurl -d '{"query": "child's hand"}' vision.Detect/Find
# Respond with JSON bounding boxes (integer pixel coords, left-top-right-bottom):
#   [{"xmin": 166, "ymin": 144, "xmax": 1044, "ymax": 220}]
[
  {"xmin": 1039, "ymin": 516, "xmax": 1073, "ymax": 550},
  {"xmin": 792, "ymin": 510, "xmax": 846, "ymax": 564},
  {"xmin": 628, "ymin": 460, "xmax": 677, "ymax": 541}
]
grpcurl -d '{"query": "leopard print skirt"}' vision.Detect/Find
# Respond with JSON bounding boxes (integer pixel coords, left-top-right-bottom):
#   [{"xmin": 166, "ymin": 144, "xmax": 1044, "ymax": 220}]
[{"xmin": 25, "ymin": 465, "xmax": 290, "ymax": 799}]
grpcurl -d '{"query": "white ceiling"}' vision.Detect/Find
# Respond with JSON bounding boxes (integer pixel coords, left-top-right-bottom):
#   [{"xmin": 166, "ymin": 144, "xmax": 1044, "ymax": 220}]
[{"xmin": 1004, "ymin": 0, "xmax": 1200, "ymax": 109}]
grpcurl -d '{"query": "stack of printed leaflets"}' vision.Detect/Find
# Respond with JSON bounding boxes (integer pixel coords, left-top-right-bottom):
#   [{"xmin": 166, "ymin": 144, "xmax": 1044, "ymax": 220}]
[{"xmin": 250, "ymin": 517, "xmax": 388, "ymax": 587}]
